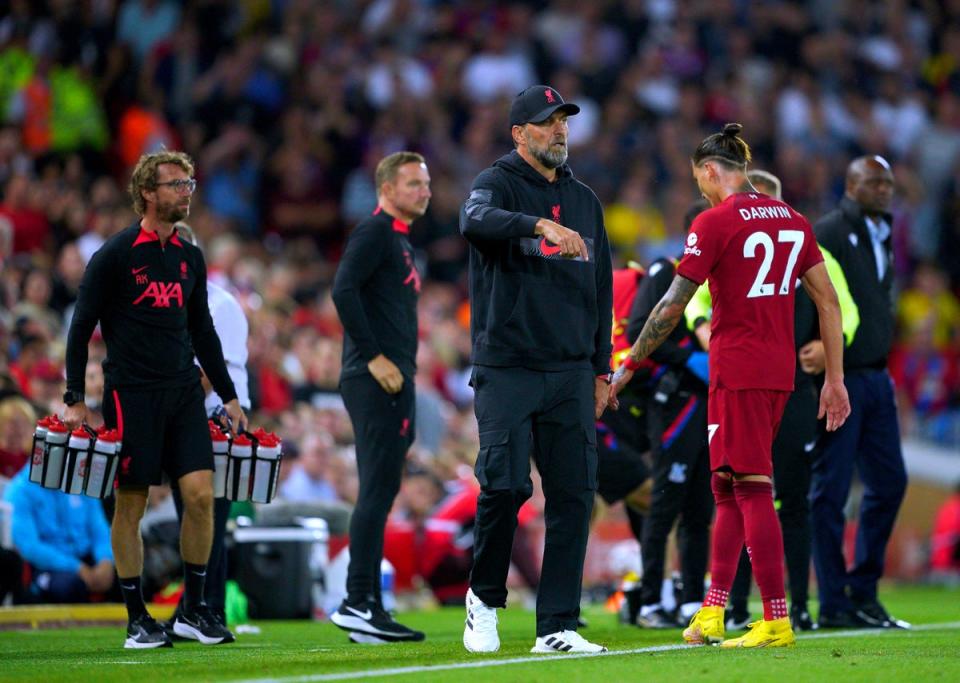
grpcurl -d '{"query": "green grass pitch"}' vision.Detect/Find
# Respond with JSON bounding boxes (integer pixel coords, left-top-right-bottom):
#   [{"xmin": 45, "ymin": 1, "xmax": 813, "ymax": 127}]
[{"xmin": 1, "ymin": 585, "xmax": 958, "ymax": 682}]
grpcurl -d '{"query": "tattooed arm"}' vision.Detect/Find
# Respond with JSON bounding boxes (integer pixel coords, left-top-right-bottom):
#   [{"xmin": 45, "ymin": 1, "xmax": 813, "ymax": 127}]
[{"xmin": 610, "ymin": 274, "xmax": 701, "ymax": 400}]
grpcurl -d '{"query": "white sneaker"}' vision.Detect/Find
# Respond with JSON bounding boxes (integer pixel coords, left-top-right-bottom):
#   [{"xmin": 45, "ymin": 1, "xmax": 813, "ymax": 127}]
[
  {"xmin": 531, "ymin": 630, "xmax": 607, "ymax": 654},
  {"xmin": 679, "ymin": 601, "xmax": 703, "ymax": 622},
  {"xmin": 463, "ymin": 588, "xmax": 499, "ymax": 653}
]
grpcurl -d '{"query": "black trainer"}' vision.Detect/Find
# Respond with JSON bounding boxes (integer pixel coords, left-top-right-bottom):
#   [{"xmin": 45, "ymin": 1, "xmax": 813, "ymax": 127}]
[
  {"xmin": 790, "ymin": 605, "xmax": 819, "ymax": 631},
  {"xmin": 163, "ymin": 606, "xmax": 235, "ymax": 643},
  {"xmin": 618, "ymin": 589, "xmax": 642, "ymax": 625},
  {"xmin": 817, "ymin": 609, "xmax": 867, "ymax": 629},
  {"xmin": 161, "ymin": 619, "xmax": 181, "ymax": 640},
  {"xmin": 852, "ymin": 599, "xmax": 911, "ymax": 629},
  {"xmin": 636, "ymin": 606, "xmax": 680, "ymax": 629},
  {"xmin": 125, "ymin": 614, "xmax": 174, "ymax": 649},
  {"xmin": 161, "ymin": 607, "xmax": 183, "ymax": 640},
  {"xmin": 724, "ymin": 608, "xmax": 752, "ymax": 631},
  {"xmin": 173, "ymin": 603, "xmax": 235, "ymax": 644},
  {"xmin": 330, "ymin": 599, "xmax": 425, "ymax": 642}
]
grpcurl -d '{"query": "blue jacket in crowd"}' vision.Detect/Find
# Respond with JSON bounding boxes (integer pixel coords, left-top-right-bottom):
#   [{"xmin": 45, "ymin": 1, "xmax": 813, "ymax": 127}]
[{"xmin": 2, "ymin": 466, "xmax": 113, "ymax": 573}]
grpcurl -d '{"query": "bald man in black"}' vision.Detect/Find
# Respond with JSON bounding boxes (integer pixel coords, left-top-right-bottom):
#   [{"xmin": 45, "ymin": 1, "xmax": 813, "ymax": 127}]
[{"xmin": 809, "ymin": 156, "xmax": 909, "ymax": 630}]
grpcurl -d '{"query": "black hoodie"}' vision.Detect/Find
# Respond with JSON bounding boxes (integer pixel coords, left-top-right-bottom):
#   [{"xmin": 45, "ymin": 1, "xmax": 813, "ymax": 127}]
[{"xmin": 460, "ymin": 150, "xmax": 612, "ymax": 375}]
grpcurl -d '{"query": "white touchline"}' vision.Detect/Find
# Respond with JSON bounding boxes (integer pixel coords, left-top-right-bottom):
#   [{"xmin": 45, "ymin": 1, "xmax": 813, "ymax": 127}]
[{"xmin": 236, "ymin": 621, "xmax": 960, "ymax": 683}]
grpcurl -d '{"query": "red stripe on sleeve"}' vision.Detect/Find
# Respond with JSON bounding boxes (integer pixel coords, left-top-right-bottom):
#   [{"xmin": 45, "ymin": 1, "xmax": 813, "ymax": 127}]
[{"xmin": 112, "ymin": 389, "xmax": 124, "ymax": 438}]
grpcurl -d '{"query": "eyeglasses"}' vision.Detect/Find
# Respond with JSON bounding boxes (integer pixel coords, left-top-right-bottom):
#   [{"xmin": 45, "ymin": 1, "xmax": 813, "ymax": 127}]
[{"xmin": 155, "ymin": 178, "xmax": 197, "ymax": 194}]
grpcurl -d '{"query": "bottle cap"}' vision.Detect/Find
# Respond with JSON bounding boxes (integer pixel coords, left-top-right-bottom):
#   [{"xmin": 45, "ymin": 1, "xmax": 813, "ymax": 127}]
[{"xmin": 98, "ymin": 430, "xmax": 119, "ymax": 443}]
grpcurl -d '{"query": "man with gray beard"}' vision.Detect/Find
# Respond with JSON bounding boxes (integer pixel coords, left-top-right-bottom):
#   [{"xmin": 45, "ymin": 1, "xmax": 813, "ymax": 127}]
[{"xmin": 459, "ymin": 85, "xmax": 614, "ymax": 654}]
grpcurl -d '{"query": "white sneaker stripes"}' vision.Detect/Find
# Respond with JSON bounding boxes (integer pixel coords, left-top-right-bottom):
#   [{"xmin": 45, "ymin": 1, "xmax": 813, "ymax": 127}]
[
  {"xmin": 531, "ymin": 630, "xmax": 607, "ymax": 654},
  {"xmin": 463, "ymin": 588, "xmax": 500, "ymax": 653}
]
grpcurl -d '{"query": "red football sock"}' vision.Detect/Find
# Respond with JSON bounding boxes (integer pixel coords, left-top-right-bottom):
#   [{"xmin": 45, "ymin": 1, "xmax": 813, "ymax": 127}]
[
  {"xmin": 703, "ymin": 473, "xmax": 744, "ymax": 609},
  {"xmin": 734, "ymin": 479, "xmax": 787, "ymax": 621}
]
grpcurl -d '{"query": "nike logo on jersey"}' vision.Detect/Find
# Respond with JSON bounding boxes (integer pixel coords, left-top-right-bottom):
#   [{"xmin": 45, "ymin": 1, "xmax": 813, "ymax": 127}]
[
  {"xmin": 345, "ymin": 606, "xmax": 373, "ymax": 620},
  {"xmin": 131, "ymin": 265, "xmax": 149, "ymax": 274}
]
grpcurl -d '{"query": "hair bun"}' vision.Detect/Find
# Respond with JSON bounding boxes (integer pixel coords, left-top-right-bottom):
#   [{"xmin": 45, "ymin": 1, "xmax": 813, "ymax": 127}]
[{"xmin": 721, "ymin": 122, "xmax": 743, "ymax": 137}]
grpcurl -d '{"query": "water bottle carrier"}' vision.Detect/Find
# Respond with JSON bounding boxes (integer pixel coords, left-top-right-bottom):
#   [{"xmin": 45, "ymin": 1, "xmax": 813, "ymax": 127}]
[
  {"xmin": 30, "ymin": 418, "xmax": 120, "ymax": 499},
  {"xmin": 217, "ymin": 425, "xmax": 283, "ymax": 504},
  {"xmin": 32, "ymin": 414, "xmax": 280, "ymax": 504}
]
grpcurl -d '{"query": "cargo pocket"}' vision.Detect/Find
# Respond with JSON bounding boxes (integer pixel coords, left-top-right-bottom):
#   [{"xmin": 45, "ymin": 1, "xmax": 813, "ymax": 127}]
[
  {"xmin": 584, "ymin": 426, "xmax": 598, "ymax": 491},
  {"xmin": 476, "ymin": 429, "xmax": 511, "ymax": 491},
  {"xmin": 469, "ymin": 365, "xmax": 483, "ymax": 390}
]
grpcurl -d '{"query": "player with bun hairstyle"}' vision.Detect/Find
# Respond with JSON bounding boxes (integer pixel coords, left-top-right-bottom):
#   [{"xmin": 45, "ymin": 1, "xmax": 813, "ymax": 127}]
[
  {"xmin": 691, "ymin": 122, "xmax": 753, "ymax": 169},
  {"xmin": 612, "ymin": 123, "xmax": 850, "ymax": 648}
]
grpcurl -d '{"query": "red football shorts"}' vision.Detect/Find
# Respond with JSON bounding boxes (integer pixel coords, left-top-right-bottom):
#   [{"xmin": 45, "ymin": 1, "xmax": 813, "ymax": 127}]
[{"xmin": 707, "ymin": 386, "xmax": 791, "ymax": 477}]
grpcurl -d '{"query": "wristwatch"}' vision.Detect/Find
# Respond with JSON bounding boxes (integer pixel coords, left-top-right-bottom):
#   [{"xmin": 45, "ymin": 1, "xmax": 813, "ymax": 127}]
[
  {"xmin": 62, "ymin": 390, "xmax": 85, "ymax": 406},
  {"xmin": 596, "ymin": 373, "xmax": 613, "ymax": 384}
]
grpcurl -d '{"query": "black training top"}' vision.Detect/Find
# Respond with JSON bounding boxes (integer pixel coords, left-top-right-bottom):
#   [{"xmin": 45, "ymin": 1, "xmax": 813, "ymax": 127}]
[
  {"xmin": 65, "ymin": 223, "xmax": 237, "ymax": 401},
  {"xmin": 332, "ymin": 207, "xmax": 420, "ymax": 382},
  {"xmin": 460, "ymin": 150, "xmax": 613, "ymax": 375},
  {"xmin": 814, "ymin": 197, "xmax": 895, "ymax": 371}
]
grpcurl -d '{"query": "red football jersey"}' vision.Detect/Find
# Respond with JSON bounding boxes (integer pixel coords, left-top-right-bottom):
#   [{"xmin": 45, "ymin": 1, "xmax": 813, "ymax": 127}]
[{"xmin": 676, "ymin": 192, "xmax": 823, "ymax": 390}]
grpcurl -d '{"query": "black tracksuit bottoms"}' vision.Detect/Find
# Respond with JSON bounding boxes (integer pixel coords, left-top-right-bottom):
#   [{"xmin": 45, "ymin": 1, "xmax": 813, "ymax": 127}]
[
  {"xmin": 340, "ymin": 373, "xmax": 416, "ymax": 604},
  {"xmin": 469, "ymin": 365, "xmax": 596, "ymax": 637},
  {"xmin": 639, "ymin": 388, "xmax": 712, "ymax": 607}
]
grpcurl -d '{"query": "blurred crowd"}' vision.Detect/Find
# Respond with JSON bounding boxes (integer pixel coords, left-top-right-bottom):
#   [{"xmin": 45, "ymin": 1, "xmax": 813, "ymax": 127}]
[{"xmin": 2, "ymin": 0, "xmax": 960, "ymax": 600}]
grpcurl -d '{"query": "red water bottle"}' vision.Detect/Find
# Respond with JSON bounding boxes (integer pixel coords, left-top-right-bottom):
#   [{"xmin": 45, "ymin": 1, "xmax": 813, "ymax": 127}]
[
  {"xmin": 28, "ymin": 416, "xmax": 52, "ymax": 485},
  {"xmin": 251, "ymin": 432, "xmax": 282, "ymax": 503},
  {"xmin": 210, "ymin": 422, "xmax": 230, "ymax": 498},
  {"xmin": 41, "ymin": 421, "xmax": 70, "ymax": 489},
  {"xmin": 61, "ymin": 427, "xmax": 92, "ymax": 495},
  {"xmin": 226, "ymin": 433, "xmax": 253, "ymax": 501},
  {"xmin": 85, "ymin": 429, "xmax": 120, "ymax": 499}
]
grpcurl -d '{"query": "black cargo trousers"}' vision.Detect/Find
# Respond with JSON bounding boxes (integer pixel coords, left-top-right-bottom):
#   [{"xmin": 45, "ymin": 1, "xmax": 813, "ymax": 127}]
[
  {"xmin": 638, "ymin": 375, "xmax": 712, "ymax": 609},
  {"xmin": 468, "ymin": 364, "xmax": 597, "ymax": 637}
]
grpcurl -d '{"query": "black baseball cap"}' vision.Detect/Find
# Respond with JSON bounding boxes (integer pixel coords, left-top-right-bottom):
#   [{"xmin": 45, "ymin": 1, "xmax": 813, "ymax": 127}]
[{"xmin": 509, "ymin": 85, "xmax": 580, "ymax": 126}]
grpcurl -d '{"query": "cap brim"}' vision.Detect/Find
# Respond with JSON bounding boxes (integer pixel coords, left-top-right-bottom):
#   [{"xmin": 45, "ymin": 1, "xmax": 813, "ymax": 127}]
[{"xmin": 524, "ymin": 102, "xmax": 580, "ymax": 124}]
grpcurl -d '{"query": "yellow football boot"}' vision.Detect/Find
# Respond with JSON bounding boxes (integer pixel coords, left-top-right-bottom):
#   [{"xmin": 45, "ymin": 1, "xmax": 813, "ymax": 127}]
[
  {"xmin": 682, "ymin": 606, "xmax": 725, "ymax": 645},
  {"xmin": 720, "ymin": 617, "xmax": 796, "ymax": 648}
]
